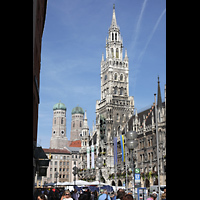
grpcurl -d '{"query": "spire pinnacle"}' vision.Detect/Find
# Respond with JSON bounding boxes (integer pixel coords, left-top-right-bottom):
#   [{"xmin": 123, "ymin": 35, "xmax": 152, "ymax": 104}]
[
  {"xmin": 110, "ymin": 4, "xmax": 118, "ymax": 28},
  {"xmin": 84, "ymin": 110, "xmax": 87, "ymax": 120},
  {"xmin": 125, "ymin": 49, "xmax": 128, "ymax": 57},
  {"xmin": 157, "ymin": 76, "xmax": 162, "ymax": 109},
  {"xmin": 101, "ymin": 53, "xmax": 104, "ymax": 62}
]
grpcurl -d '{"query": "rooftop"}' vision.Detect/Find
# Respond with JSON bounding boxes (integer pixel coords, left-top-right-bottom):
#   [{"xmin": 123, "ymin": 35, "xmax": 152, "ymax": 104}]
[{"xmin": 43, "ymin": 148, "xmax": 71, "ymax": 154}]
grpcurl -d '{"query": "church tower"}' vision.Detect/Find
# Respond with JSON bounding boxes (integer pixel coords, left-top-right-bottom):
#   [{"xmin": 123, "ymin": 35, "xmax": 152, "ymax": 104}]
[
  {"xmin": 96, "ymin": 4, "xmax": 134, "ymax": 176},
  {"xmin": 70, "ymin": 105, "xmax": 84, "ymax": 141},
  {"xmin": 50, "ymin": 101, "xmax": 68, "ymax": 149}
]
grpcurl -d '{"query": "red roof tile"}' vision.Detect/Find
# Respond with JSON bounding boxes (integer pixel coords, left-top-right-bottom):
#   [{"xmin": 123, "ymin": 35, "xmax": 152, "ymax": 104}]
[{"xmin": 69, "ymin": 140, "xmax": 81, "ymax": 147}]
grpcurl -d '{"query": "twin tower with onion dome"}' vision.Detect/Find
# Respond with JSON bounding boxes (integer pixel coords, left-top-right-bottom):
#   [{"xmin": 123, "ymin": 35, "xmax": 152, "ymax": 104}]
[{"xmin": 50, "ymin": 101, "xmax": 88, "ymax": 149}]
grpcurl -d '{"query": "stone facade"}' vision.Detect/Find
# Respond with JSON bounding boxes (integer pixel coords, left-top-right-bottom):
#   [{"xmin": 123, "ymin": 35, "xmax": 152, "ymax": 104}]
[
  {"xmin": 95, "ymin": 4, "xmax": 134, "ymax": 182},
  {"xmin": 50, "ymin": 102, "xmax": 68, "ymax": 149},
  {"xmin": 70, "ymin": 106, "xmax": 84, "ymax": 141},
  {"xmin": 78, "ymin": 6, "xmax": 166, "ymax": 189},
  {"xmin": 38, "ymin": 148, "xmax": 80, "ymax": 185}
]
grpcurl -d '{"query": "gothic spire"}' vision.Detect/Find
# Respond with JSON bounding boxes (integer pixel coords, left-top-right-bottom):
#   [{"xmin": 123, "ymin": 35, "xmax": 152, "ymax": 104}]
[
  {"xmin": 83, "ymin": 110, "xmax": 89, "ymax": 129},
  {"xmin": 157, "ymin": 76, "xmax": 162, "ymax": 109},
  {"xmin": 110, "ymin": 4, "xmax": 118, "ymax": 28}
]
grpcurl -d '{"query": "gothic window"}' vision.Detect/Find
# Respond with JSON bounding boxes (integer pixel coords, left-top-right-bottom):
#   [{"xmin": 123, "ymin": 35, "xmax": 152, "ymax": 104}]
[
  {"xmin": 73, "ymin": 122, "xmax": 75, "ymax": 127},
  {"xmin": 112, "ymin": 33, "xmax": 114, "ymax": 40},
  {"xmin": 114, "ymin": 87, "xmax": 117, "ymax": 94},
  {"xmin": 116, "ymin": 48, "xmax": 119, "ymax": 58},
  {"xmin": 115, "ymin": 33, "xmax": 117, "ymax": 40},
  {"xmin": 61, "ymin": 118, "xmax": 63, "ymax": 124},
  {"xmin": 120, "ymin": 74, "xmax": 123, "ymax": 81},
  {"xmin": 117, "ymin": 113, "xmax": 119, "ymax": 121},
  {"xmin": 111, "ymin": 48, "xmax": 114, "ymax": 58},
  {"xmin": 114, "ymin": 73, "xmax": 117, "ymax": 80},
  {"xmin": 104, "ymin": 74, "xmax": 107, "ymax": 80},
  {"xmin": 120, "ymin": 88, "xmax": 123, "ymax": 95},
  {"xmin": 54, "ymin": 118, "xmax": 56, "ymax": 124},
  {"xmin": 80, "ymin": 121, "xmax": 82, "ymax": 127}
]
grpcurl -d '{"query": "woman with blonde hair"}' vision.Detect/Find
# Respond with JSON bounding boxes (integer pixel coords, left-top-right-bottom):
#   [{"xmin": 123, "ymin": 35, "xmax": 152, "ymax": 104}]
[{"xmin": 60, "ymin": 190, "xmax": 73, "ymax": 200}]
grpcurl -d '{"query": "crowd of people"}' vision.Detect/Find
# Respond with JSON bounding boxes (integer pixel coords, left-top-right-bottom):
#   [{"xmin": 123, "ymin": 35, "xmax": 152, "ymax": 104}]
[{"xmin": 34, "ymin": 187, "xmax": 166, "ymax": 200}]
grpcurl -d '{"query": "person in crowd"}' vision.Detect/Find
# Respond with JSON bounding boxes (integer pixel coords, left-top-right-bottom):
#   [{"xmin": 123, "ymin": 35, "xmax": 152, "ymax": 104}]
[
  {"xmin": 98, "ymin": 189, "xmax": 104, "ymax": 200},
  {"xmin": 85, "ymin": 189, "xmax": 91, "ymax": 200},
  {"xmin": 78, "ymin": 189, "xmax": 91, "ymax": 200},
  {"xmin": 161, "ymin": 188, "xmax": 166, "ymax": 200},
  {"xmin": 116, "ymin": 189, "xmax": 125, "ymax": 200},
  {"xmin": 72, "ymin": 189, "xmax": 79, "ymax": 200},
  {"xmin": 147, "ymin": 193, "xmax": 154, "ymax": 200},
  {"xmin": 110, "ymin": 192, "xmax": 117, "ymax": 200},
  {"xmin": 78, "ymin": 190, "xmax": 84, "ymax": 200},
  {"xmin": 60, "ymin": 191, "xmax": 73, "ymax": 200},
  {"xmin": 38, "ymin": 194, "xmax": 47, "ymax": 200},
  {"xmin": 91, "ymin": 191, "xmax": 95, "ymax": 200},
  {"xmin": 152, "ymin": 193, "xmax": 157, "ymax": 200},
  {"xmin": 122, "ymin": 194, "xmax": 133, "ymax": 200},
  {"xmin": 98, "ymin": 189, "xmax": 111, "ymax": 200},
  {"xmin": 93, "ymin": 190, "xmax": 98, "ymax": 200}
]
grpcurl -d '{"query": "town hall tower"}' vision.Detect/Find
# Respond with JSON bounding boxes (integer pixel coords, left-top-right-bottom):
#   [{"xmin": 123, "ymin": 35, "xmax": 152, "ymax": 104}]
[{"xmin": 96, "ymin": 5, "xmax": 134, "ymax": 177}]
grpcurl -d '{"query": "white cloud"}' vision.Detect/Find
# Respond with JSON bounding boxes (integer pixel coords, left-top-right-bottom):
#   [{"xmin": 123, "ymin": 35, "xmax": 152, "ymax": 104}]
[
  {"xmin": 138, "ymin": 8, "xmax": 166, "ymax": 63},
  {"xmin": 131, "ymin": 0, "xmax": 148, "ymax": 59}
]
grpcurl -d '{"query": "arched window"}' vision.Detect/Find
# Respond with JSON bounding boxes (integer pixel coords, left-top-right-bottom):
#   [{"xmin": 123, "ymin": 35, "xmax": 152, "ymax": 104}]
[
  {"xmin": 114, "ymin": 87, "xmax": 117, "ymax": 94},
  {"xmin": 116, "ymin": 48, "xmax": 119, "ymax": 58},
  {"xmin": 80, "ymin": 121, "xmax": 82, "ymax": 127},
  {"xmin": 114, "ymin": 73, "xmax": 117, "ymax": 80},
  {"xmin": 118, "ymin": 180, "xmax": 122, "ymax": 186},
  {"xmin": 111, "ymin": 48, "xmax": 114, "ymax": 58},
  {"xmin": 120, "ymin": 88, "xmax": 123, "ymax": 95},
  {"xmin": 73, "ymin": 122, "xmax": 75, "ymax": 127},
  {"xmin": 115, "ymin": 33, "xmax": 117, "ymax": 41},
  {"xmin": 112, "ymin": 33, "xmax": 114, "ymax": 41},
  {"xmin": 61, "ymin": 118, "xmax": 63, "ymax": 124},
  {"xmin": 120, "ymin": 74, "xmax": 123, "ymax": 81}
]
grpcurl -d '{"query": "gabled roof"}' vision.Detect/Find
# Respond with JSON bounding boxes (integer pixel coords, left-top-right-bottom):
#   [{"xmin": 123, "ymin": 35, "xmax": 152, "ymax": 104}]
[{"xmin": 127, "ymin": 105, "xmax": 155, "ymax": 131}]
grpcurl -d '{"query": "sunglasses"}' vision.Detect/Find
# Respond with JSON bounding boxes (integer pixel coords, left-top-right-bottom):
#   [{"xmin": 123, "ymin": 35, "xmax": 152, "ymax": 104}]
[{"xmin": 65, "ymin": 194, "xmax": 70, "ymax": 195}]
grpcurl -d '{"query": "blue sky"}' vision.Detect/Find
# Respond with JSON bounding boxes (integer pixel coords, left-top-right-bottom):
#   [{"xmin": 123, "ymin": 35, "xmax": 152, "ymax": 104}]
[{"xmin": 38, "ymin": 0, "xmax": 166, "ymax": 148}]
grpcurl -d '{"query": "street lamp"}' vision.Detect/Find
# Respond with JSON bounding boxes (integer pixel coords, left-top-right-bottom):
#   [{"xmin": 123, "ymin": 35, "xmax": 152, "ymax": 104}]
[
  {"xmin": 55, "ymin": 172, "xmax": 59, "ymax": 188},
  {"xmin": 96, "ymin": 156, "xmax": 103, "ymax": 192},
  {"xmin": 126, "ymin": 130, "xmax": 138, "ymax": 198}
]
